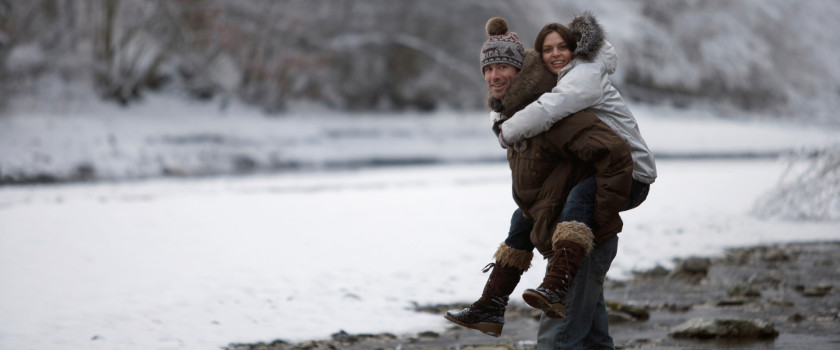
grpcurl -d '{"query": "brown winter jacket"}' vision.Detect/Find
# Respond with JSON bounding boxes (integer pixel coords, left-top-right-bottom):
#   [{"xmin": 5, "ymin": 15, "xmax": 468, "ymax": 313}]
[{"xmin": 491, "ymin": 49, "xmax": 633, "ymax": 258}]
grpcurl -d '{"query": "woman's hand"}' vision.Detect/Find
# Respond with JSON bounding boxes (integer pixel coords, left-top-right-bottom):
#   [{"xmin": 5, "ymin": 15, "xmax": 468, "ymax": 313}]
[{"xmin": 498, "ymin": 129, "xmax": 528, "ymax": 152}]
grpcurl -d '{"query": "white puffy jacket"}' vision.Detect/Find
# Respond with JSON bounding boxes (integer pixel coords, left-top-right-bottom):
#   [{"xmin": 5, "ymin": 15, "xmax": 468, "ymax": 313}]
[{"xmin": 499, "ymin": 41, "xmax": 657, "ymax": 184}]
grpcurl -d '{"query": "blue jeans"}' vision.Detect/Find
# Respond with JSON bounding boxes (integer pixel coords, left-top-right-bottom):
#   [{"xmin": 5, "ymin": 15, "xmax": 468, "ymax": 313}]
[
  {"xmin": 538, "ymin": 178, "xmax": 648, "ymax": 350},
  {"xmin": 504, "ymin": 206, "xmax": 536, "ymax": 251},
  {"xmin": 504, "ymin": 177, "xmax": 650, "ymax": 349},
  {"xmin": 538, "ymin": 236, "xmax": 618, "ymax": 350}
]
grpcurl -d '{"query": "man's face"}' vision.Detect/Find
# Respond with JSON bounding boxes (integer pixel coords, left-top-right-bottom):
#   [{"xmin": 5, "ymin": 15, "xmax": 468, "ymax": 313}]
[{"xmin": 483, "ymin": 63, "xmax": 518, "ymax": 99}]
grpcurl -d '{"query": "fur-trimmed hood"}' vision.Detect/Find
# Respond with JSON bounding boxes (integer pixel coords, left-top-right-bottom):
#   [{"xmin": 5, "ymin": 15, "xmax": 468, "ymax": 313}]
[
  {"xmin": 486, "ymin": 49, "xmax": 557, "ymax": 119},
  {"xmin": 568, "ymin": 11, "xmax": 605, "ymax": 62},
  {"xmin": 560, "ymin": 12, "xmax": 617, "ymax": 77}
]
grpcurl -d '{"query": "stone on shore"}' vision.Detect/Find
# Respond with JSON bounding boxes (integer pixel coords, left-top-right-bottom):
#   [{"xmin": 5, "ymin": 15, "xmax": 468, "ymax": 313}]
[
  {"xmin": 669, "ymin": 318, "xmax": 779, "ymax": 339},
  {"xmin": 671, "ymin": 257, "xmax": 711, "ymax": 280},
  {"xmin": 605, "ymin": 300, "xmax": 650, "ymax": 321}
]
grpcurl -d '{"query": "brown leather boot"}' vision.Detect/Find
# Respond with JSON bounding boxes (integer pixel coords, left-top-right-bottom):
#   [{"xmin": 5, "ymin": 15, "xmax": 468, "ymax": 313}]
[
  {"xmin": 444, "ymin": 243, "xmax": 532, "ymax": 337},
  {"xmin": 522, "ymin": 221, "xmax": 594, "ymax": 318}
]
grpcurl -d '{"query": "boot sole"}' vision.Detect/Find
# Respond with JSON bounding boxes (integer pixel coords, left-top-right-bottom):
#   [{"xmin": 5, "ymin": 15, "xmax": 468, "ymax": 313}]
[
  {"xmin": 443, "ymin": 314, "xmax": 503, "ymax": 337},
  {"xmin": 522, "ymin": 289, "xmax": 565, "ymax": 318}
]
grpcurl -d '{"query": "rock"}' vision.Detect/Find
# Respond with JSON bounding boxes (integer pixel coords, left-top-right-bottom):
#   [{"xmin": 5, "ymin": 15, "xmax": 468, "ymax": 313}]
[
  {"xmin": 294, "ymin": 341, "xmax": 324, "ymax": 350},
  {"xmin": 617, "ymin": 338, "xmax": 654, "ymax": 348},
  {"xmin": 606, "ymin": 300, "xmax": 650, "ymax": 321},
  {"xmin": 226, "ymin": 339, "xmax": 292, "ymax": 350},
  {"xmin": 796, "ymin": 284, "xmax": 833, "ymax": 297},
  {"xmin": 671, "ymin": 257, "xmax": 711, "ymax": 280},
  {"xmin": 716, "ymin": 297, "xmax": 749, "ymax": 306},
  {"xmin": 632, "ymin": 265, "xmax": 670, "ymax": 278},
  {"xmin": 759, "ymin": 246, "xmax": 794, "ymax": 263},
  {"xmin": 669, "ymin": 318, "xmax": 779, "ymax": 339},
  {"xmin": 347, "ymin": 333, "xmax": 397, "ymax": 348},
  {"xmin": 727, "ymin": 284, "xmax": 762, "ymax": 298},
  {"xmin": 417, "ymin": 331, "xmax": 439, "ymax": 338},
  {"xmin": 661, "ymin": 303, "xmax": 693, "ymax": 312},
  {"xmin": 767, "ymin": 297, "xmax": 794, "ymax": 307},
  {"xmin": 330, "ymin": 330, "xmax": 357, "ymax": 343},
  {"xmin": 725, "ymin": 250, "xmax": 749, "ymax": 265},
  {"xmin": 788, "ymin": 313, "xmax": 806, "ymax": 322},
  {"xmin": 747, "ymin": 272, "xmax": 783, "ymax": 288},
  {"xmin": 607, "ymin": 310, "xmax": 637, "ymax": 324}
]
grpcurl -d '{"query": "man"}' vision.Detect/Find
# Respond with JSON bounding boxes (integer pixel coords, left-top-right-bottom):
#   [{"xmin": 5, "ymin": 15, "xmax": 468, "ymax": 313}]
[{"xmin": 444, "ymin": 17, "xmax": 633, "ymax": 349}]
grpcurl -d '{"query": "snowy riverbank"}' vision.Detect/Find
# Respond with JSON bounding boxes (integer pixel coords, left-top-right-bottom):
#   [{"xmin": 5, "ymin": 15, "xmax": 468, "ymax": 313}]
[{"xmin": 2, "ymin": 94, "xmax": 839, "ymax": 185}]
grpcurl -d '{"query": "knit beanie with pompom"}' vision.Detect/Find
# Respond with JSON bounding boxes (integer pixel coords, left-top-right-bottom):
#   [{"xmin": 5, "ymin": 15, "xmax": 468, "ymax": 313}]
[{"xmin": 480, "ymin": 17, "xmax": 525, "ymax": 72}]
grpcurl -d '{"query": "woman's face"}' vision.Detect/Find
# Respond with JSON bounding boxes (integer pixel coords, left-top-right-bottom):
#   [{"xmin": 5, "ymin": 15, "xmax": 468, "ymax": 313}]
[{"xmin": 541, "ymin": 31, "xmax": 573, "ymax": 75}]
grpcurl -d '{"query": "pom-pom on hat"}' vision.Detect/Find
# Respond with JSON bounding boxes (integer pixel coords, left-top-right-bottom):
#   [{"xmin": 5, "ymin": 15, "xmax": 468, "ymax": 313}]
[{"xmin": 480, "ymin": 17, "xmax": 525, "ymax": 72}]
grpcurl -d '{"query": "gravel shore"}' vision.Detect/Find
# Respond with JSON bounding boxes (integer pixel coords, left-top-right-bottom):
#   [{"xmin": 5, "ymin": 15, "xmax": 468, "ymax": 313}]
[{"xmin": 228, "ymin": 241, "xmax": 840, "ymax": 350}]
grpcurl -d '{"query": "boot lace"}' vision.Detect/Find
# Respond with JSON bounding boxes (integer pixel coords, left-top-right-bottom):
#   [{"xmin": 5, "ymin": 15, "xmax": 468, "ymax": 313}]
[
  {"xmin": 546, "ymin": 247, "xmax": 572, "ymax": 281},
  {"xmin": 475, "ymin": 262, "xmax": 508, "ymax": 309},
  {"xmin": 482, "ymin": 262, "xmax": 495, "ymax": 273}
]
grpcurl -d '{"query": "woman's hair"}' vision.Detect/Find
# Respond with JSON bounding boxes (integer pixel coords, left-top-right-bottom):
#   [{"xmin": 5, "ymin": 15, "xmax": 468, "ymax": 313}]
[{"xmin": 534, "ymin": 23, "xmax": 577, "ymax": 56}]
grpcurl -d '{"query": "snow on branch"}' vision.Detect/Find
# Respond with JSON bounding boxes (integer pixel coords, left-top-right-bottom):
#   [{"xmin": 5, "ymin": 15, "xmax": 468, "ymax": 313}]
[{"xmin": 753, "ymin": 145, "xmax": 840, "ymax": 221}]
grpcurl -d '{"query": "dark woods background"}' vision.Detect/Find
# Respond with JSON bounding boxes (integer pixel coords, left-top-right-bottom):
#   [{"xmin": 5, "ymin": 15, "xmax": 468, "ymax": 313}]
[{"xmin": 1, "ymin": 0, "xmax": 839, "ymax": 124}]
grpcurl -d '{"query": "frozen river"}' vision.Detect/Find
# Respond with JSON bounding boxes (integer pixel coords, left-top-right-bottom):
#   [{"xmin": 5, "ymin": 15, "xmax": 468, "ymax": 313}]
[{"xmin": 1, "ymin": 159, "xmax": 838, "ymax": 349}]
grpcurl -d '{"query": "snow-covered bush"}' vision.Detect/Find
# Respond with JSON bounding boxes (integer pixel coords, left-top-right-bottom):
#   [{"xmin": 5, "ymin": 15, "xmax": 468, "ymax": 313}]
[{"xmin": 753, "ymin": 145, "xmax": 840, "ymax": 221}]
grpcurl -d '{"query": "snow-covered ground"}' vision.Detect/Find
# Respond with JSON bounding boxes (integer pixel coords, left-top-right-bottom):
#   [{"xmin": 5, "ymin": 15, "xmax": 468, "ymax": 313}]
[{"xmin": 1, "ymin": 96, "xmax": 839, "ymax": 349}]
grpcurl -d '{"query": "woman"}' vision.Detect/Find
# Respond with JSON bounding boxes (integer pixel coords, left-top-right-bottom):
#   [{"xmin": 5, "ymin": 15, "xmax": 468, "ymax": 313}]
[
  {"xmin": 500, "ymin": 12, "xmax": 656, "ymax": 195},
  {"xmin": 506, "ymin": 13, "xmax": 657, "ymax": 349}
]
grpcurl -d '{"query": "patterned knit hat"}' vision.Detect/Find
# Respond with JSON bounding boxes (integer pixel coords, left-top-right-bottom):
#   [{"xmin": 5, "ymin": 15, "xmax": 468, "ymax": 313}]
[{"xmin": 480, "ymin": 17, "xmax": 525, "ymax": 72}]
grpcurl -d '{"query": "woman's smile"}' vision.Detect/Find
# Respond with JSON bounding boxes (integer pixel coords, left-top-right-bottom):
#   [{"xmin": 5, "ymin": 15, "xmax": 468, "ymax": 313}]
[{"xmin": 542, "ymin": 32, "xmax": 573, "ymax": 75}]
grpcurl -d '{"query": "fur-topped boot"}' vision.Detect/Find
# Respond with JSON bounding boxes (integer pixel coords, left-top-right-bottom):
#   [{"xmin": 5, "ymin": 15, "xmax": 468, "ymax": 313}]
[
  {"xmin": 444, "ymin": 243, "xmax": 533, "ymax": 337},
  {"xmin": 522, "ymin": 221, "xmax": 594, "ymax": 318}
]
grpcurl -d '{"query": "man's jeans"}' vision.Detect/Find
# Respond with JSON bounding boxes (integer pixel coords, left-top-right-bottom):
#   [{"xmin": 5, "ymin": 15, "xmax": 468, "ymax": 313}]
[
  {"xmin": 538, "ymin": 236, "xmax": 618, "ymax": 350},
  {"xmin": 504, "ymin": 177, "xmax": 650, "ymax": 349}
]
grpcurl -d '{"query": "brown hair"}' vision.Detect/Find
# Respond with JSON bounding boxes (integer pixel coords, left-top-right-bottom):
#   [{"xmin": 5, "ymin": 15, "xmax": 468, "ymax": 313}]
[{"xmin": 534, "ymin": 23, "xmax": 577, "ymax": 56}]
